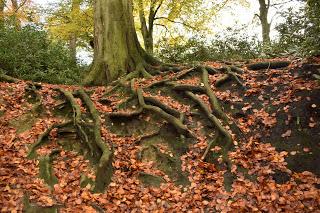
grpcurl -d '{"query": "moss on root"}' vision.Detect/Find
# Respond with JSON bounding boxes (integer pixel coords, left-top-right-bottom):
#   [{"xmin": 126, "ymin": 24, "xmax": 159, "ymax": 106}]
[
  {"xmin": 38, "ymin": 150, "xmax": 59, "ymax": 189},
  {"xmin": 23, "ymin": 195, "xmax": 58, "ymax": 213}
]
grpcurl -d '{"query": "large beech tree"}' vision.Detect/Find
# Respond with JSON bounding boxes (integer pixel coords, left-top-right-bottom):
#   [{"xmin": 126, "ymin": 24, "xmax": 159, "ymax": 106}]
[{"xmin": 84, "ymin": 0, "xmax": 158, "ymax": 85}]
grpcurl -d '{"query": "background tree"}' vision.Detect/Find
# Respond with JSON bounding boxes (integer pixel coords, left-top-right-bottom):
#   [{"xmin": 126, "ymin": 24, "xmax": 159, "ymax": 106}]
[
  {"xmin": 274, "ymin": 0, "xmax": 320, "ymax": 56},
  {"xmin": 257, "ymin": 0, "xmax": 271, "ymax": 44},
  {"xmin": 134, "ymin": 0, "xmax": 237, "ymax": 55},
  {"xmin": 0, "ymin": 0, "xmax": 37, "ymax": 29},
  {"xmin": 255, "ymin": 0, "xmax": 303, "ymax": 45},
  {"xmin": 46, "ymin": 0, "xmax": 93, "ymax": 62}
]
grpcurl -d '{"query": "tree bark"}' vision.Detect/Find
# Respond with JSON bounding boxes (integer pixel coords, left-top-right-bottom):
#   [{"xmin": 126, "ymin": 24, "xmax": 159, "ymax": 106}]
[
  {"xmin": 258, "ymin": 0, "xmax": 271, "ymax": 44},
  {"xmin": 138, "ymin": 0, "xmax": 155, "ymax": 54},
  {"xmin": 10, "ymin": 0, "xmax": 21, "ymax": 30},
  {"xmin": 84, "ymin": 0, "xmax": 158, "ymax": 86},
  {"xmin": 0, "ymin": 0, "xmax": 5, "ymax": 28},
  {"xmin": 68, "ymin": 0, "xmax": 81, "ymax": 63},
  {"xmin": 69, "ymin": 34, "xmax": 77, "ymax": 63}
]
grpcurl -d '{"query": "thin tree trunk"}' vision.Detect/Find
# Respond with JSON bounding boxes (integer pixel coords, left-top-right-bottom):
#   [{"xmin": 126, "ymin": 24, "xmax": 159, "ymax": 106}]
[
  {"xmin": 258, "ymin": 0, "xmax": 271, "ymax": 44},
  {"xmin": 69, "ymin": 0, "xmax": 81, "ymax": 63},
  {"xmin": 138, "ymin": 0, "xmax": 154, "ymax": 54},
  {"xmin": 84, "ymin": 0, "xmax": 158, "ymax": 86},
  {"xmin": 0, "ymin": 0, "xmax": 5, "ymax": 28},
  {"xmin": 69, "ymin": 34, "xmax": 77, "ymax": 63},
  {"xmin": 11, "ymin": 0, "xmax": 21, "ymax": 30}
]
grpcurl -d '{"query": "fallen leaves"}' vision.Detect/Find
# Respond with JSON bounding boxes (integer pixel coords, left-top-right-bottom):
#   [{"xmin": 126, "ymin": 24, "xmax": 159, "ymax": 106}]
[
  {"xmin": 281, "ymin": 130, "xmax": 292, "ymax": 138},
  {"xmin": 1, "ymin": 59, "xmax": 320, "ymax": 212}
]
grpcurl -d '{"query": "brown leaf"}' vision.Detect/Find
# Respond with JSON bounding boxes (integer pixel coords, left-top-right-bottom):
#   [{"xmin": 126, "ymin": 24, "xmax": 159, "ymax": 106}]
[{"xmin": 281, "ymin": 130, "xmax": 292, "ymax": 137}]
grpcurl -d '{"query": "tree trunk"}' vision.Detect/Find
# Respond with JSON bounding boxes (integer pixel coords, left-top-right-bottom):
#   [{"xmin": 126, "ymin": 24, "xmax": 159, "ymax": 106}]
[
  {"xmin": 68, "ymin": 0, "xmax": 81, "ymax": 63},
  {"xmin": 84, "ymin": 0, "xmax": 158, "ymax": 86},
  {"xmin": 11, "ymin": 0, "xmax": 21, "ymax": 30},
  {"xmin": 0, "ymin": 0, "xmax": 5, "ymax": 28},
  {"xmin": 258, "ymin": 0, "xmax": 271, "ymax": 44},
  {"xmin": 69, "ymin": 34, "xmax": 77, "ymax": 63},
  {"xmin": 138, "ymin": 0, "xmax": 154, "ymax": 55},
  {"xmin": 144, "ymin": 33, "xmax": 154, "ymax": 54}
]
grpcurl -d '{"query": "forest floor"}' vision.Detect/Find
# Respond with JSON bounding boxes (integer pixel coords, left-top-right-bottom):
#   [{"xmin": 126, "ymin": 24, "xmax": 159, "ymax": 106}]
[{"xmin": 0, "ymin": 57, "xmax": 319, "ymax": 212}]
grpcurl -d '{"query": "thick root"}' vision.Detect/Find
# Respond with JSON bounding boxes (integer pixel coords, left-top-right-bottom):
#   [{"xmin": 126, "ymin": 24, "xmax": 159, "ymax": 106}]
[
  {"xmin": 185, "ymin": 91, "xmax": 232, "ymax": 167},
  {"xmin": 0, "ymin": 73, "xmax": 20, "ymax": 83},
  {"xmin": 216, "ymin": 67, "xmax": 245, "ymax": 88},
  {"xmin": 77, "ymin": 89, "xmax": 113, "ymax": 193},
  {"xmin": 136, "ymin": 88, "xmax": 194, "ymax": 137},
  {"xmin": 107, "ymin": 108, "xmax": 143, "ymax": 118},
  {"xmin": 201, "ymin": 67, "xmax": 229, "ymax": 121},
  {"xmin": 38, "ymin": 149, "xmax": 60, "ymax": 189},
  {"xmin": 247, "ymin": 61, "xmax": 290, "ymax": 70},
  {"xmin": 57, "ymin": 88, "xmax": 95, "ymax": 156},
  {"xmin": 27, "ymin": 121, "xmax": 72, "ymax": 159},
  {"xmin": 144, "ymin": 96, "xmax": 180, "ymax": 117}
]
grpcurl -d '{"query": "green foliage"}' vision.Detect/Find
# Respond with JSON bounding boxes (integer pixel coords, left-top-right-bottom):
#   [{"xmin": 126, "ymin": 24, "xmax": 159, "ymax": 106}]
[
  {"xmin": 305, "ymin": 0, "xmax": 320, "ymax": 55},
  {"xmin": 156, "ymin": 27, "xmax": 262, "ymax": 63},
  {"xmin": 46, "ymin": 0, "xmax": 93, "ymax": 49},
  {"xmin": 0, "ymin": 26, "xmax": 83, "ymax": 84},
  {"xmin": 274, "ymin": 1, "xmax": 320, "ymax": 57}
]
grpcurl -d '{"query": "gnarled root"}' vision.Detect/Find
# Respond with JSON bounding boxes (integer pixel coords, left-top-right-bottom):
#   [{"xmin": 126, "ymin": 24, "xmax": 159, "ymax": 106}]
[{"xmin": 77, "ymin": 89, "xmax": 113, "ymax": 193}]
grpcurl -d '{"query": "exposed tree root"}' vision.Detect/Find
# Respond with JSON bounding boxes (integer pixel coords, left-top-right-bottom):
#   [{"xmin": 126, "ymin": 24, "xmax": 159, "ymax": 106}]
[
  {"xmin": 57, "ymin": 88, "xmax": 95, "ymax": 156},
  {"xmin": 171, "ymin": 83, "xmax": 206, "ymax": 93},
  {"xmin": 218, "ymin": 66, "xmax": 244, "ymax": 74},
  {"xmin": 28, "ymin": 87, "xmax": 114, "ymax": 193},
  {"xmin": 77, "ymin": 89, "xmax": 113, "ymax": 193},
  {"xmin": 185, "ymin": 91, "xmax": 232, "ymax": 167},
  {"xmin": 146, "ymin": 67, "xmax": 197, "ymax": 89},
  {"xmin": 144, "ymin": 96, "xmax": 180, "ymax": 117},
  {"xmin": 204, "ymin": 66, "xmax": 219, "ymax": 74},
  {"xmin": 27, "ymin": 121, "xmax": 72, "ymax": 159},
  {"xmin": 201, "ymin": 136, "xmax": 218, "ymax": 160},
  {"xmin": 135, "ymin": 129, "xmax": 161, "ymax": 145},
  {"xmin": 136, "ymin": 88, "xmax": 194, "ymax": 137},
  {"xmin": 216, "ymin": 67, "xmax": 245, "ymax": 88},
  {"xmin": 215, "ymin": 74, "xmax": 231, "ymax": 87},
  {"xmin": 247, "ymin": 61, "xmax": 290, "ymax": 70},
  {"xmin": 185, "ymin": 92, "xmax": 232, "ymax": 144},
  {"xmin": 201, "ymin": 67, "xmax": 229, "ymax": 121},
  {"xmin": 38, "ymin": 149, "xmax": 60, "ymax": 189},
  {"xmin": 124, "ymin": 66, "xmax": 236, "ymax": 166},
  {"xmin": 107, "ymin": 108, "xmax": 143, "ymax": 118},
  {"xmin": 159, "ymin": 64, "xmax": 183, "ymax": 73},
  {"xmin": 175, "ymin": 67, "xmax": 198, "ymax": 79},
  {"xmin": 0, "ymin": 73, "xmax": 20, "ymax": 83},
  {"xmin": 24, "ymin": 60, "xmax": 252, "ymax": 196}
]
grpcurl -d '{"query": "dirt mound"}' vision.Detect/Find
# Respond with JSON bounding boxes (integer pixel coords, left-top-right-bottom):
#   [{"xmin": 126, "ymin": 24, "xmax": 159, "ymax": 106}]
[{"xmin": 0, "ymin": 59, "xmax": 319, "ymax": 212}]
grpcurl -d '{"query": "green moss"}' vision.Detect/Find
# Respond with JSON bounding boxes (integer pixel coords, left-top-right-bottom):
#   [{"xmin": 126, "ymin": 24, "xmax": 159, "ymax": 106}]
[
  {"xmin": 237, "ymin": 166, "xmax": 257, "ymax": 182},
  {"xmin": 57, "ymin": 136, "xmax": 99, "ymax": 165},
  {"xmin": 27, "ymin": 137, "xmax": 50, "ymax": 160},
  {"xmin": 138, "ymin": 172, "xmax": 165, "ymax": 187},
  {"xmin": 9, "ymin": 103, "xmax": 43, "ymax": 134},
  {"xmin": 223, "ymin": 171, "xmax": 236, "ymax": 192},
  {"xmin": 141, "ymin": 145, "xmax": 189, "ymax": 186},
  {"xmin": 38, "ymin": 151, "xmax": 59, "ymax": 189},
  {"xmin": 107, "ymin": 113, "xmax": 160, "ymax": 136},
  {"xmin": 80, "ymin": 174, "xmax": 94, "ymax": 188},
  {"xmin": 23, "ymin": 195, "xmax": 58, "ymax": 213}
]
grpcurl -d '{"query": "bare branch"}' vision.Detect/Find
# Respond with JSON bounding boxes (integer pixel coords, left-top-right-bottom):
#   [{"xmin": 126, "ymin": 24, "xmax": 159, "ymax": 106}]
[{"xmin": 154, "ymin": 16, "xmax": 197, "ymax": 30}]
